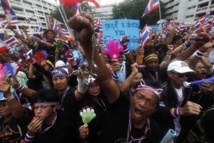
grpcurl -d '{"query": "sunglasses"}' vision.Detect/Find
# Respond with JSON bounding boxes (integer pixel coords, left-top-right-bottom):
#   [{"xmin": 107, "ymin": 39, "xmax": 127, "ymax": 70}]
[{"xmin": 172, "ymin": 72, "xmax": 192, "ymax": 78}]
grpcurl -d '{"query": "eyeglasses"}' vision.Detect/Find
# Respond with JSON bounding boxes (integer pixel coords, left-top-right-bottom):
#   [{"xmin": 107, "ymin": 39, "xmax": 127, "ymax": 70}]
[{"xmin": 172, "ymin": 72, "xmax": 192, "ymax": 78}]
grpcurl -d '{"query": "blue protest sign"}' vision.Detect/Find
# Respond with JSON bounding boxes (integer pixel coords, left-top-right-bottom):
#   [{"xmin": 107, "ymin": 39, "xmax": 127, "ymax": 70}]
[{"xmin": 102, "ymin": 19, "xmax": 140, "ymax": 51}]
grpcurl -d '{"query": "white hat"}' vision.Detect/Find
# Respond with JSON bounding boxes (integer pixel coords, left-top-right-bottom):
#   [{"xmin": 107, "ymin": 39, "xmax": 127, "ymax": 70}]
[
  {"xmin": 55, "ymin": 60, "xmax": 66, "ymax": 68},
  {"xmin": 167, "ymin": 60, "xmax": 194, "ymax": 73}
]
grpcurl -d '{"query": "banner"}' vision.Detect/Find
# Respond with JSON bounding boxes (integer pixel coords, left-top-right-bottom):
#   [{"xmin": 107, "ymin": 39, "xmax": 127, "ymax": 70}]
[{"xmin": 102, "ymin": 19, "xmax": 139, "ymax": 51}]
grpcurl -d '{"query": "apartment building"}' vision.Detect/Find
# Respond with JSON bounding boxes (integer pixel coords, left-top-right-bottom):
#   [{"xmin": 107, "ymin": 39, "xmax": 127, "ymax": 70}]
[
  {"xmin": 0, "ymin": 0, "xmax": 56, "ymax": 34},
  {"xmin": 90, "ymin": 4, "xmax": 114, "ymax": 20},
  {"xmin": 164, "ymin": 0, "xmax": 214, "ymax": 24}
]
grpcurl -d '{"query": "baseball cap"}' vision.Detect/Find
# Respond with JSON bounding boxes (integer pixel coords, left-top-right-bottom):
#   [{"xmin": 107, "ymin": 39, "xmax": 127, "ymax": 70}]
[
  {"xmin": 55, "ymin": 60, "xmax": 66, "ymax": 68},
  {"xmin": 167, "ymin": 60, "xmax": 194, "ymax": 73}
]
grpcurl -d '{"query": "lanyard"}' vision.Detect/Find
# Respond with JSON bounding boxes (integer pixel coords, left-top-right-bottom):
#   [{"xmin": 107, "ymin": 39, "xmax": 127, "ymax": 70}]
[
  {"xmin": 149, "ymin": 72, "xmax": 158, "ymax": 82},
  {"xmin": 96, "ymin": 97, "xmax": 106, "ymax": 111},
  {"xmin": 58, "ymin": 87, "xmax": 70, "ymax": 110},
  {"xmin": 126, "ymin": 111, "xmax": 150, "ymax": 143},
  {"xmin": 40, "ymin": 112, "xmax": 57, "ymax": 134}
]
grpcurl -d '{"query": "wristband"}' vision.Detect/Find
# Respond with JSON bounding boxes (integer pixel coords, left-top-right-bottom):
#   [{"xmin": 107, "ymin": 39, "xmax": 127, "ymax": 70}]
[
  {"xmin": 112, "ymin": 73, "xmax": 119, "ymax": 80},
  {"xmin": 170, "ymin": 107, "xmax": 180, "ymax": 117},
  {"xmin": 183, "ymin": 42, "xmax": 188, "ymax": 47},
  {"xmin": 24, "ymin": 133, "xmax": 35, "ymax": 142},
  {"xmin": 195, "ymin": 50, "xmax": 205, "ymax": 58},
  {"xmin": 166, "ymin": 51, "xmax": 172, "ymax": 56},
  {"xmin": 15, "ymin": 84, "xmax": 24, "ymax": 92},
  {"xmin": 122, "ymin": 48, "xmax": 130, "ymax": 55}
]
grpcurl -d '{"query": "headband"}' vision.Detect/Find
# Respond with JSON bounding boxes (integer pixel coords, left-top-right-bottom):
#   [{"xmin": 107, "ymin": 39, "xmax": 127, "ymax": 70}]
[
  {"xmin": 135, "ymin": 80, "xmax": 163, "ymax": 99},
  {"xmin": 34, "ymin": 102, "xmax": 58, "ymax": 107},
  {"xmin": 51, "ymin": 68, "xmax": 69, "ymax": 77},
  {"xmin": 144, "ymin": 54, "xmax": 158, "ymax": 62}
]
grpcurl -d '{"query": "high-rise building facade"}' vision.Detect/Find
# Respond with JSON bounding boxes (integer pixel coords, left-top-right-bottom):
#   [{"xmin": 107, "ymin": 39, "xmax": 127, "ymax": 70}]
[
  {"xmin": 164, "ymin": 0, "xmax": 214, "ymax": 24},
  {"xmin": 0, "ymin": 0, "xmax": 56, "ymax": 34},
  {"xmin": 90, "ymin": 4, "xmax": 114, "ymax": 20}
]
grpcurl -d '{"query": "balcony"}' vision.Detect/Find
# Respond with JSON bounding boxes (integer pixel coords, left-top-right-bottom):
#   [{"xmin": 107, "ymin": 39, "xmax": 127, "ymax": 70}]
[
  {"xmin": 196, "ymin": 6, "xmax": 209, "ymax": 13},
  {"xmin": 165, "ymin": 0, "xmax": 180, "ymax": 8},
  {"xmin": 10, "ymin": 0, "xmax": 21, "ymax": 4},
  {"xmin": 210, "ymin": 4, "xmax": 214, "ymax": 9}
]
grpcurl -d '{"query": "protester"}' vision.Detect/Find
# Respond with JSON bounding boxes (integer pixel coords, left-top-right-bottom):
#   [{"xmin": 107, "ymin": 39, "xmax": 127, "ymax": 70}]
[{"xmin": 68, "ymin": 11, "xmax": 162, "ymax": 143}]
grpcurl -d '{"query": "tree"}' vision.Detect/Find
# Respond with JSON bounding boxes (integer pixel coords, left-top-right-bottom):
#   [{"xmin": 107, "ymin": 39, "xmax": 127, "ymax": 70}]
[{"xmin": 112, "ymin": 0, "xmax": 165, "ymax": 28}]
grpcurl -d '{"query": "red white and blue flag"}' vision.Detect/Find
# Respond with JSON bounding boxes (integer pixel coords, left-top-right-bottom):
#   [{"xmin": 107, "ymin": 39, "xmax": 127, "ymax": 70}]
[
  {"xmin": 60, "ymin": 29, "xmax": 69, "ymax": 35},
  {"xmin": 33, "ymin": 27, "xmax": 43, "ymax": 34},
  {"xmin": 4, "ymin": 36, "xmax": 18, "ymax": 47},
  {"xmin": 141, "ymin": 26, "xmax": 151, "ymax": 47},
  {"xmin": 0, "ymin": 18, "xmax": 8, "ymax": 27},
  {"xmin": 71, "ymin": 4, "xmax": 82, "ymax": 15},
  {"xmin": 0, "ymin": 39, "xmax": 12, "ymax": 53},
  {"xmin": 193, "ymin": 11, "xmax": 210, "ymax": 31},
  {"xmin": 210, "ymin": 18, "xmax": 214, "ymax": 29},
  {"xmin": 0, "ymin": 26, "xmax": 4, "ymax": 41},
  {"xmin": 25, "ymin": 17, "xmax": 33, "ymax": 24},
  {"xmin": 95, "ymin": 19, "xmax": 102, "ymax": 31},
  {"xmin": 142, "ymin": 0, "xmax": 159, "ymax": 18},
  {"xmin": 204, "ymin": 21, "xmax": 210, "ymax": 30},
  {"xmin": 1, "ymin": 0, "xmax": 18, "ymax": 24},
  {"xmin": 52, "ymin": 18, "xmax": 62, "ymax": 32}
]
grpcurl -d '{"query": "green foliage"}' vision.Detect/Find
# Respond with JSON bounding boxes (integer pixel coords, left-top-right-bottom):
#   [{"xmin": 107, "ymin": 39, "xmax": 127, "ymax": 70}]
[{"xmin": 112, "ymin": 0, "xmax": 165, "ymax": 28}]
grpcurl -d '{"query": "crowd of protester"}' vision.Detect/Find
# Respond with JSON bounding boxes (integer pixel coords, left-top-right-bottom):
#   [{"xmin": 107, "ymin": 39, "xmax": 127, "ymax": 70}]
[{"xmin": 0, "ymin": 11, "xmax": 214, "ymax": 143}]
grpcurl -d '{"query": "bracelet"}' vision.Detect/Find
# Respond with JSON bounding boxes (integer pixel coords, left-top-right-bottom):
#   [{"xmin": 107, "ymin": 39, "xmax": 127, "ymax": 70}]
[
  {"xmin": 195, "ymin": 50, "xmax": 205, "ymax": 58},
  {"xmin": 15, "ymin": 84, "xmax": 24, "ymax": 92},
  {"xmin": 24, "ymin": 133, "xmax": 35, "ymax": 142},
  {"xmin": 183, "ymin": 42, "xmax": 188, "ymax": 47},
  {"xmin": 170, "ymin": 107, "xmax": 180, "ymax": 117},
  {"xmin": 112, "ymin": 73, "xmax": 119, "ymax": 80},
  {"xmin": 122, "ymin": 48, "xmax": 130, "ymax": 55},
  {"xmin": 6, "ymin": 95, "xmax": 14, "ymax": 102}
]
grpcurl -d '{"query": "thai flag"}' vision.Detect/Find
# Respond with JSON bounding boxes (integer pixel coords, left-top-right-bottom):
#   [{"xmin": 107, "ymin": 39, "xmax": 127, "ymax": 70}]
[
  {"xmin": 33, "ymin": 27, "xmax": 43, "ymax": 34},
  {"xmin": 193, "ymin": 22, "xmax": 201, "ymax": 32},
  {"xmin": 0, "ymin": 18, "xmax": 8, "ymax": 27},
  {"xmin": 162, "ymin": 23, "xmax": 168, "ymax": 29},
  {"xmin": 52, "ymin": 19, "xmax": 58, "ymax": 31},
  {"xmin": 71, "ymin": 4, "xmax": 82, "ymax": 15},
  {"xmin": 52, "ymin": 18, "xmax": 62, "ymax": 32},
  {"xmin": 0, "ymin": 26, "xmax": 4, "ymax": 40},
  {"xmin": 142, "ymin": 0, "xmax": 159, "ymax": 18},
  {"xmin": 61, "ymin": 29, "xmax": 69, "ymax": 35},
  {"xmin": 210, "ymin": 19, "xmax": 214, "ymax": 29},
  {"xmin": 170, "ymin": 19, "xmax": 175, "ymax": 26},
  {"xmin": 198, "ymin": 11, "xmax": 210, "ymax": 24},
  {"xmin": 141, "ymin": 26, "xmax": 150, "ymax": 47},
  {"xmin": 0, "ymin": 39, "xmax": 11, "ymax": 53},
  {"xmin": 204, "ymin": 21, "xmax": 210, "ymax": 30},
  {"xmin": 95, "ymin": 19, "xmax": 102, "ymax": 31},
  {"xmin": 25, "ymin": 17, "xmax": 32, "ymax": 24},
  {"xmin": 4, "ymin": 36, "xmax": 17, "ymax": 47},
  {"xmin": 1, "ymin": 0, "xmax": 18, "ymax": 24},
  {"xmin": 193, "ymin": 11, "xmax": 210, "ymax": 31}
]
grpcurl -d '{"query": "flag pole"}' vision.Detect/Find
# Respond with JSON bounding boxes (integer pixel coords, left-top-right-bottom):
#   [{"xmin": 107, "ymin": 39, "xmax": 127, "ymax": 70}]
[
  {"xmin": 56, "ymin": 1, "xmax": 75, "ymax": 39},
  {"xmin": 158, "ymin": 0, "xmax": 162, "ymax": 34}
]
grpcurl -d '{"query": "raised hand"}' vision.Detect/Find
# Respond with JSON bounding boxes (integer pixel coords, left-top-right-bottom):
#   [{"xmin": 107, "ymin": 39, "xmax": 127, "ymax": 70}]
[{"xmin": 67, "ymin": 12, "xmax": 94, "ymax": 47}]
